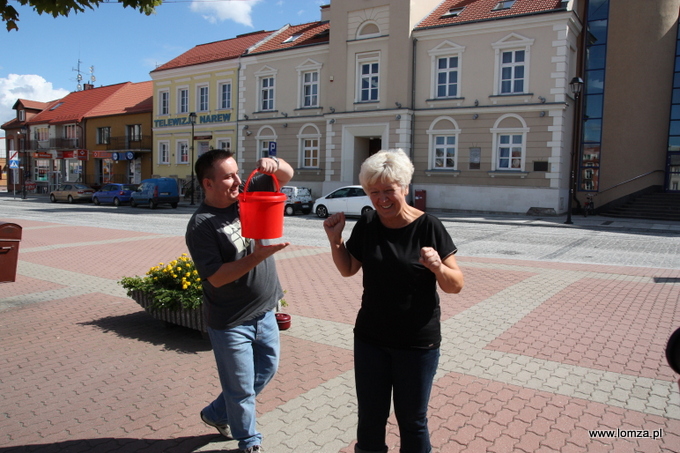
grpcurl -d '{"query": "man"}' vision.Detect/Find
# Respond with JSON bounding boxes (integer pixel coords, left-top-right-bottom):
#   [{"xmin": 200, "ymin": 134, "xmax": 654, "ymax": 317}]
[{"xmin": 185, "ymin": 149, "xmax": 294, "ymax": 452}]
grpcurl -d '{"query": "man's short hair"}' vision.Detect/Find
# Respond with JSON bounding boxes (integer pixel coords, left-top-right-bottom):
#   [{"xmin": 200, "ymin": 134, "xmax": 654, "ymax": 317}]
[{"xmin": 195, "ymin": 149, "xmax": 235, "ymax": 189}]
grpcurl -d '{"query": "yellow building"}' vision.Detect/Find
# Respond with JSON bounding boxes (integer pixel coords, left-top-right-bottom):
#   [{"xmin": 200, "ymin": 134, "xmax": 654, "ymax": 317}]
[{"xmin": 150, "ymin": 31, "xmax": 273, "ymax": 197}]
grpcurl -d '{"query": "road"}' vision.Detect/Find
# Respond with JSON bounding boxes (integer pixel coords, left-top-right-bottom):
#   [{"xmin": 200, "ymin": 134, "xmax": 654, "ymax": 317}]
[{"xmin": 1, "ymin": 196, "xmax": 679, "ymax": 269}]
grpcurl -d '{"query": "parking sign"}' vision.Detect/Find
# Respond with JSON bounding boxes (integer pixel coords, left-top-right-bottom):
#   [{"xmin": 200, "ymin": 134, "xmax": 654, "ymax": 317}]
[{"xmin": 268, "ymin": 141, "xmax": 277, "ymax": 156}]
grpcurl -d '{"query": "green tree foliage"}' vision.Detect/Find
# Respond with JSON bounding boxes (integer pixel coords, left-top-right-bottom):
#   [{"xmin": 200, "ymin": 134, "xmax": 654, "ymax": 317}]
[{"xmin": 2, "ymin": 0, "xmax": 163, "ymax": 31}]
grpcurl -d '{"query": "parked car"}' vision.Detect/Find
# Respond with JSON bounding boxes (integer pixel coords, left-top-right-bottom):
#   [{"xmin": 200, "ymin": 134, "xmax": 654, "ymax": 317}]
[
  {"xmin": 92, "ymin": 183, "xmax": 139, "ymax": 206},
  {"xmin": 49, "ymin": 183, "xmax": 95, "ymax": 203},
  {"xmin": 312, "ymin": 185, "xmax": 373, "ymax": 218},
  {"xmin": 281, "ymin": 185, "xmax": 313, "ymax": 215},
  {"xmin": 130, "ymin": 178, "xmax": 180, "ymax": 209}
]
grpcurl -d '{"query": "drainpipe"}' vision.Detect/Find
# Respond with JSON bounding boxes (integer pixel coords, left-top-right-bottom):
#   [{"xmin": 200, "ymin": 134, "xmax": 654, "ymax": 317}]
[
  {"xmin": 235, "ymin": 60, "xmax": 241, "ymax": 165},
  {"xmin": 409, "ymin": 37, "xmax": 418, "ymax": 206}
]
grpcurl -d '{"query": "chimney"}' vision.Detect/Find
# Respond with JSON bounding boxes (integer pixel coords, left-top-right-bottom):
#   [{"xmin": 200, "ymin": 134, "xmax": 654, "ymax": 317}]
[{"xmin": 83, "ymin": 83, "xmax": 94, "ymax": 90}]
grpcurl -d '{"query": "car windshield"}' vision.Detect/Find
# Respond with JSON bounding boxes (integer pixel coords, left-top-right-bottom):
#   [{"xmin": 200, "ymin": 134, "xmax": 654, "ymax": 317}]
[
  {"xmin": 74, "ymin": 184, "xmax": 90, "ymax": 189},
  {"xmin": 122, "ymin": 185, "xmax": 139, "ymax": 191},
  {"xmin": 298, "ymin": 188, "xmax": 312, "ymax": 196}
]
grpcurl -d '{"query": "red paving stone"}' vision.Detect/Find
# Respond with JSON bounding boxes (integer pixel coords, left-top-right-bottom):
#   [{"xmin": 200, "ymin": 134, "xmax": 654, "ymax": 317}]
[{"xmin": 1, "ymin": 218, "xmax": 679, "ymax": 452}]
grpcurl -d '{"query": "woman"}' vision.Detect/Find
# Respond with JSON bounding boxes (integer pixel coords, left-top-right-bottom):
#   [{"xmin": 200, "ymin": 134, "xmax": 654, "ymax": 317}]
[{"xmin": 323, "ymin": 149, "xmax": 464, "ymax": 453}]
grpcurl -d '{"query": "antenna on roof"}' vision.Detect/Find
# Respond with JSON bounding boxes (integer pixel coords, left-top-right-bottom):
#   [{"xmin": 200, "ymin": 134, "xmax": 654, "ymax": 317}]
[
  {"xmin": 73, "ymin": 59, "xmax": 83, "ymax": 91},
  {"xmin": 89, "ymin": 66, "xmax": 96, "ymax": 84}
]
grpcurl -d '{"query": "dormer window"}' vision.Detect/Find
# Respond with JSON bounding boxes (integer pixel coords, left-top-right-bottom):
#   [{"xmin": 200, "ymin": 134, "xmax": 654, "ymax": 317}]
[
  {"xmin": 283, "ymin": 33, "xmax": 303, "ymax": 43},
  {"xmin": 442, "ymin": 7, "xmax": 465, "ymax": 17},
  {"xmin": 18, "ymin": 110, "xmax": 25, "ymax": 121},
  {"xmin": 50, "ymin": 102, "xmax": 64, "ymax": 111},
  {"xmin": 493, "ymin": 0, "xmax": 516, "ymax": 10}
]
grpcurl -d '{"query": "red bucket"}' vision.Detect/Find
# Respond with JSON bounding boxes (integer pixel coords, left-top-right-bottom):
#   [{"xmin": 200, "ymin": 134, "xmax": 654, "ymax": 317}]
[{"xmin": 238, "ymin": 169, "xmax": 287, "ymax": 239}]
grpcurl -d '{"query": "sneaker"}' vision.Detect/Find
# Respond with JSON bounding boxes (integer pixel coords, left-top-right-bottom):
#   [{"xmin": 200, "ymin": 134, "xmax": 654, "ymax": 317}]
[
  {"xmin": 241, "ymin": 446, "xmax": 263, "ymax": 453},
  {"xmin": 200, "ymin": 410, "xmax": 232, "ymax": 439}
]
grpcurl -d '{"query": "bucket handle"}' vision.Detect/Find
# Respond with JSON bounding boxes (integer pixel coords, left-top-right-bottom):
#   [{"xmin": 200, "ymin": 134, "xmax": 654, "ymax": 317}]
[{"xmin": 241, "ymin": 169, "xmax": 280, "ymax": 200}]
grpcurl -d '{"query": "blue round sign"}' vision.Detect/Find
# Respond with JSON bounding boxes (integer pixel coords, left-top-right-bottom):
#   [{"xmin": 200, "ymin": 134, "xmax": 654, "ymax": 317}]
[
  {"xmin": 126, "ymin": 151, "xmax": 135, "ymax": 160},
  {"xmin": 112, "ymin": 152, "xmax": 119, "ymax": 161}
]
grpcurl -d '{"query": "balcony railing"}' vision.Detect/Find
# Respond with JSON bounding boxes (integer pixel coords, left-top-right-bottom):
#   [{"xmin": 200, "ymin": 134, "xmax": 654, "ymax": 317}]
[
  {"xmin": 107, "ymin": 135, "xmax": 152, "ymax": 151},
  {"xmin": 29, "ymin": 138, "xmax": 81, "ymax": 150}
]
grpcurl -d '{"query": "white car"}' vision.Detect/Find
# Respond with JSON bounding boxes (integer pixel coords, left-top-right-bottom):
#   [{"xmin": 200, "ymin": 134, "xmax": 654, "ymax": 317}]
[
  {"xmin": 313, "ymin": 185, "xmax": 374, "ymax": 218},
  {"xmin": 281, "ymin": 186, "xmax": 313, "ymax": 215}
]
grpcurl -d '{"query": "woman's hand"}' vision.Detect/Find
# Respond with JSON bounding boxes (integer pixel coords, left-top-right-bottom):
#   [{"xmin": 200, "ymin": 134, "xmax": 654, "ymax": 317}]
[
  {"xmin": 419, "ymin": 247, "xmax": 442, "ymax": 271},
  {"xmin": 323, "ymin": 212, "xmax": 346, "ymax": 245},
  {"xmin": 420, "ymin": 247, "xmax": 464, "ymax": 294}
]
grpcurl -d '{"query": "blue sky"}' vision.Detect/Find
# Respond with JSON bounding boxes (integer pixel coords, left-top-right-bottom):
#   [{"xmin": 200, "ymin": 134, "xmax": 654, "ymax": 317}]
[{"xmin": 0, "ymin": 0, "xmax": 326, "ymax": 126}]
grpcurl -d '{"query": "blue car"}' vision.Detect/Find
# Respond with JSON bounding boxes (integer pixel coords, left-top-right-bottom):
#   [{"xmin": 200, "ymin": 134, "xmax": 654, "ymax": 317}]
[{"xmin": 92, "ymin": 183, "xmax": 139, "ymax": 206}]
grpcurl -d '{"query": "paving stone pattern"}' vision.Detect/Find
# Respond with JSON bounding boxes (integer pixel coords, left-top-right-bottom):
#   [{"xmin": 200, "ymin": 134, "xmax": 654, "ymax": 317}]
[{"xmin": 0, "ymin": 218, "xmax": 679, "ymax": 452}]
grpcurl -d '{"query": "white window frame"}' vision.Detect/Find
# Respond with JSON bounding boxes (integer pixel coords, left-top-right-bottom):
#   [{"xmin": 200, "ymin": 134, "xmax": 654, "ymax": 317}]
[
  {"xmin": 217, "ymin": 138, "xmax": 232, "ymax": 152},
  {"xmin": 428, "ymin": 41, "xmax": 466, "ymax": 99},
  {"xmin": 297, "ymin": 124, "xmax": 321, "ymax": 168},
  {"xmin": 356, "ymin": 52, "xmax": 380, "ymax": 103},
  {"xmin": 196, "ymin": 84, "xmax": 209, "ymax": 112},
  {"xmin": 255, "ymin": 126, "xmax": 277, "ymax": 160},
  {"xmin": 255, "ymin": 66, "xmax": 278, "ymax": 112},
  {"xmin": 159, "ymin": 90, "xmax": 169, "ymax": 115},
  {"xmin": 18, "ymin": 110, "xmax": 25, "ymax": 121},
  {"xmin": 177, "ymin": 88, "xmax": 189, "ymax": 114},
  {"xmin": 427, "ymin": 117, "xmax": 461, "ymax": 171},
  {"xmin": 490, "ymin": 114, "xmax": 530, "ymax": 172},
  {"xmin": 492, "ymin": 34, "xmax": 533, "ymax": 96},
  {"xmin": 177, "ymin": 140, "xmax": 189, "ymax": 165},
  {"xmin": 158, "ymin": 141, "xmax": 169, "ymax": 164},
  {"xmin": 296, "ymin": 60, "xmax": 322, "ymax": 109},
  {"xmin": 218, "ymin": 81, "xmax": 232, "ymax": 110}
]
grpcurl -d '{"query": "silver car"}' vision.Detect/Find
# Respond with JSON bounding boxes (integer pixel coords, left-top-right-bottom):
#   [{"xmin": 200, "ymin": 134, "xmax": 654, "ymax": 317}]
[
  {"xmin": 313, "ymin": 185, "xmax": 374, "ymax": 218},
  {"xmin": 49, "ymin": 183, "xmax": 95, "ymax": 203}
]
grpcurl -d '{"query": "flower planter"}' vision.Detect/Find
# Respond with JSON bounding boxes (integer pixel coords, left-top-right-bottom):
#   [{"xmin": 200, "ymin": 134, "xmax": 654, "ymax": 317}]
[{"xmin": 130, "ymin": 290, "xmax": 207, "ymax": 333}]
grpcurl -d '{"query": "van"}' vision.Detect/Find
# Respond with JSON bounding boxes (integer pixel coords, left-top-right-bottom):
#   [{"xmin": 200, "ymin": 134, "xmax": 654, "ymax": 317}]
[
  {"xmin": 130, "ymin": 178, "xmax": 180, "ymax": 209},
  {"xmin": 281, "ymin": 186, "xmax": 313, "ymax": 215}
]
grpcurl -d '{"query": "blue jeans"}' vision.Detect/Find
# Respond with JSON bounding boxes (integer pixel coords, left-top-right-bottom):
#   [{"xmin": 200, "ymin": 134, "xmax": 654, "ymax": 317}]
[
  {"xmin": 354, "ymin": 338, "xmax": 439, "ymax": 453},
  {"xmin": 202, "ymin": 310, "xmax": 280, "ymax": 450}
]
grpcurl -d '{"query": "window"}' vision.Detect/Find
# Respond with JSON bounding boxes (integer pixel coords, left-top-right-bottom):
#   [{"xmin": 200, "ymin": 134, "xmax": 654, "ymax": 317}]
[
  {"xmin": 493, "ymin": 0, "xmax": 516, "ymax": 10},
  {"xmin": 18, "ymin": 110, "xmax": 25, "ymax": 121},
  {"xmin": 302, "ymin": 71, "xmax": 319, "ymax": 107},
  {"xmin": 36, "ymin": 127, "xmax": 49, "ymax": 142},
  {"xmin": 97, "ymin": 127, "xmax": 111, "ymax": 145},
  {"xmin": 442, "ymin": 7, "xmax": 464, "ymax": 17},
  {"xmin": 436, "ymin": 57, "xmax": 459, "ymax": 98},
  {"xmin": 260, "ymin": 77, "xmax": 275, "ymax": 111},
  {"xmin": 128, "ymin": 124, "xmax": 142, "ymax": 142},
  {"xmin": 500, "ymin": 50, "xmax": 525, "ymax": 94},
  {"xmin": 493, "ymin": 34, "xmax": 533, "ymax": 96},
  {"xmin": 433, "ymin": 136, "xmax": 457, "ymax": 169},
  {"xmin": 218, "ymin": 82, "xmax": 231, "ymax": 110},
  {"xmin": 178, "ymin": 88, "xmax": 188, "ymax": 114},
  {"xmin": 197, "ymin": 85, "xmax": 209, "ymax": 112},
  {"xmin": 158, "ymin": 142, "xmax": 169, "ymax": 164},
  {"xmin": 302, "ymin": 138, "xmax": 319, "ymax": 168},
  {"xmin": 497, "ymin": 134, "xmax": 523, "ymax": 169},
  {"xmin": 283, "ymin": 33, "xmax": 303, "ymax": 43},
  {"xmin": 217, "ymin": 139, "xmax": 231, "ymax": 152},
  {"xmin": 357, "ymin": 53, "xmax": 380, "ymax": 102},
  {"xmin": 177, "ymin": 141, "xmax": 189, "ymax": 164},
  {"xmin": 159, "ymin": 91, "xmax": 169, "ymax": 115}
]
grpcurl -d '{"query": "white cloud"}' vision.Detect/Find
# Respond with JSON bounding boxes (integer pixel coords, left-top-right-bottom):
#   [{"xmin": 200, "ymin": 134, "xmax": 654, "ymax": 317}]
[
  {"xmin": 190, "ymin": 0, "xmax": 264, "ymax": 28},
  {"xmin": 0, "ymin": 74, "xmax": 69, "ymax": 126}
]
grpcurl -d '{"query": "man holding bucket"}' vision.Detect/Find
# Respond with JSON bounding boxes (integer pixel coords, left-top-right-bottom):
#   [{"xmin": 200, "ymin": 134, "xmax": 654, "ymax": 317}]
[{"xmin": 186, "ymin": 149, "xmax": 294, "ymax": 453}]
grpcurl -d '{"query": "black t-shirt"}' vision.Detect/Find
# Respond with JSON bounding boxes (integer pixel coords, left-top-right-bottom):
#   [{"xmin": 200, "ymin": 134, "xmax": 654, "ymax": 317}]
[{"xmin": 346, "ymin": 211, "xmax": 457, "ymax": 349}]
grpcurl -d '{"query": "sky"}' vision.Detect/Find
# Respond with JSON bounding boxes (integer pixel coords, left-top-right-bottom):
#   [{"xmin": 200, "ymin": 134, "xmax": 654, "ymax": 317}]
[{"xmin": 0, "ymin": 0, "xmax": 327, "ymax": 127}]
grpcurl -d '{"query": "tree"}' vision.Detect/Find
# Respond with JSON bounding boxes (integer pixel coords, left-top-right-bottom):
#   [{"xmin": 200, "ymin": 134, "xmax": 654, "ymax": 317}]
[{"xmin": 2, "ymin": 0, "xmax": 163, "ymax": 31}]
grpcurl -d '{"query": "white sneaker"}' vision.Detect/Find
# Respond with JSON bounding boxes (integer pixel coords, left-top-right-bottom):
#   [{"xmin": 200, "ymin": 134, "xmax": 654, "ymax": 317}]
[{"xmin": 200, "ymin": 411, "xmax": 232, "ymax": 439}]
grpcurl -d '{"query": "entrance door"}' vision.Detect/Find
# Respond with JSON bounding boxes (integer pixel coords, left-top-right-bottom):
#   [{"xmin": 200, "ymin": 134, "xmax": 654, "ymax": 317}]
[{"xmin": 666, "ymin": 152, "xmax": 680, "ymax": 192}]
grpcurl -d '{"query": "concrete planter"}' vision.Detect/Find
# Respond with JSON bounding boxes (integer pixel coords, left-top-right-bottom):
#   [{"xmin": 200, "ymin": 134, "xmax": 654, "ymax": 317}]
[{"xmin": 130, "ymin": 290, "xmax": 207, "ymax": 333}]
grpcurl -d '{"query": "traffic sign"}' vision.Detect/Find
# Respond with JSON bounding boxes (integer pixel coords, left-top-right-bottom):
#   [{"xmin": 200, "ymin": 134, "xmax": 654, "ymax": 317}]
[
  {"xmin": 9, "ymin": 150, "xmax": 18, "ymax": 161},
  {"xmin": 9, "ymin": 160, "xmax": 18, "ymax": 169},
  {"xmin": 268, "ymin": 141, "xmax": 277, "ymax": 156}
]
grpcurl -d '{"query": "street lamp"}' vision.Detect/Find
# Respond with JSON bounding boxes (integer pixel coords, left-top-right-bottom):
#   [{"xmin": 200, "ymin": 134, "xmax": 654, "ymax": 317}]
[
  {"xmin": 565, "ymin": 76, "xmax": 584, "ymax": 225},
  {"xmin": 188, "ymin": 112, "xmax": 197, "ymax": 205}
]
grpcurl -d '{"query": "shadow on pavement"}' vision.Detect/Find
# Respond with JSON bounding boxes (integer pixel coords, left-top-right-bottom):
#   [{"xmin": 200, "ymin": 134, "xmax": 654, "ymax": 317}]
[
  {"xmin": 80, "ymin": 311, "xmax": 212, "ymax": 354},
  {"xmin": 0, "ymin": 434, "xmax": 235, "ymax": 453}
]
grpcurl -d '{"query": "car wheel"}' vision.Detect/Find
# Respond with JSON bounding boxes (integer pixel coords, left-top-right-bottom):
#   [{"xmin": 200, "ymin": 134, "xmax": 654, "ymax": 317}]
[
  {"xmin": 285, "ymin": 205, "xmax": 295, "ymax": 216},
  {"xmin": 67, "ymin": 195, "xmax": 74, "ymax": 204},
  {"xmin": 361, "ymin": 206, "xmax": 373, "ymax": 215},
  {"xmin": 171, "ymin": 202, "xmax": 178, "ymax": 209},
  {"xmin": 130, "ymin": 199, "xmax": 137, "ymax": 207},
  {"xmin": 93, "ymin": 197, "xmax": 100, "ymax": 205},
  {"xmin": 316, "ymin": 205, "xmax": 329, "ymax": 218},
  {"xmin": 113, "ymin": 197, "xmax": 121, "ymax": 207},
  {"xmin": 50, "ymin": 194, "xmax": 57, "ymax": 203}
]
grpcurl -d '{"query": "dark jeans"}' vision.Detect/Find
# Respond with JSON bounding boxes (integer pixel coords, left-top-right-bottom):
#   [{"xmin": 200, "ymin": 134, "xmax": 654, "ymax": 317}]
[{"xmin": 354, "ymin": 337, "xmax": 439, "ymax": 453}]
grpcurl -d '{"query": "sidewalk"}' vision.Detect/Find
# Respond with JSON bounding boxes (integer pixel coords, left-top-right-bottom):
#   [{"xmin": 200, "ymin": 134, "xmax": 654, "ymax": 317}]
[{"xmin": 0, "ymin": 215, "xmax": 679, "ymax": 452}]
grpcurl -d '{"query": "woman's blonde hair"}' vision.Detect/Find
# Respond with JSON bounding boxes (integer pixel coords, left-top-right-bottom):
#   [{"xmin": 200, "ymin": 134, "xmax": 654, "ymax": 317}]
[{"xmin": 359, "ymin": 148, "xmax": 414, "ymax": 190}]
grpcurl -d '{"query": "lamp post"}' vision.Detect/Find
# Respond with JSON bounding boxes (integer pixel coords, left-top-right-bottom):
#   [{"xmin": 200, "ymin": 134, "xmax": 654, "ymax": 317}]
[
  {"xmin": 19, "ymin": 126, "xmax": 28, "ymax": 200},
  {"xmin": 565, "ymin": 76, "xmax": 584, "ymax": 225},
  {"xmin": 188, "ymin": 112, "xmax": 197, "ymax": 205}
]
